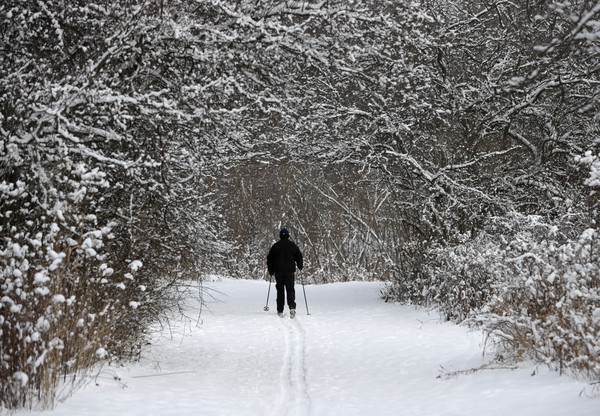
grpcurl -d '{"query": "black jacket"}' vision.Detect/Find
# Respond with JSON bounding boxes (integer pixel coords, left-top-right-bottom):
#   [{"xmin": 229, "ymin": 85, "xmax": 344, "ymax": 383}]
[{"xmin": 267, "ymin": 238, "xmax": 303, "ymax": 275}]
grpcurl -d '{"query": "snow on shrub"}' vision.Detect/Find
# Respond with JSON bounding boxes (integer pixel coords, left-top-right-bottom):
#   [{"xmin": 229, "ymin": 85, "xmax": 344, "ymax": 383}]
[
  {"xmin": 387, "ymin": 208, "xmax": 600, "ymax": 379},
  {"xmin": 0, "ymin": 160, "xmax": 151, "ymax": 409},
  {"xmin": 476, "ymin": 227, "xmax": 600, "ymax": 378},
  {"xmin": 424, "ymin": 235, "xmax": 506, "ymax": 322}
]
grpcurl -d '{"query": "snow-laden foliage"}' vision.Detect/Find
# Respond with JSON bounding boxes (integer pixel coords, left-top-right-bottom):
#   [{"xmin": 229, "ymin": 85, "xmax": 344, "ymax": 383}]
[
  {"xmin": 476, "ymin": 225, "xmax": 600, "ymax": 378},
  {"xmin": 0, "ymin": 0, "xmax": 230, "ymax": 409},
  {"xmin": 204, "ymin": 0, "xmax": 439, "ymax": 282},
  {"xmin": 384, "ymin": 231, "xmax": 505, "ymax": 322}
]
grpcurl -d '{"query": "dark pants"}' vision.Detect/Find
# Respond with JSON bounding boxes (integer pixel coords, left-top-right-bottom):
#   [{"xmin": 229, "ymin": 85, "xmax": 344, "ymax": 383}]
[{"xmin": 275, "ymin": 272, "xmax": 296, "ymax": 313}]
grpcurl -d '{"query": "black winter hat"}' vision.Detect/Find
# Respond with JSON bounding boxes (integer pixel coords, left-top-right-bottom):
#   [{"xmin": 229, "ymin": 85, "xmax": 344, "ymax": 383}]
[{"xmin": 280, "ymin": 228, "xmax": 289, "ymax": 238}]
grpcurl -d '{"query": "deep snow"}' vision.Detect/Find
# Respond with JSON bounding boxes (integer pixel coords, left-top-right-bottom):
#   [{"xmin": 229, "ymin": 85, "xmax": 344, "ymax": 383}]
[{"xmin": 17, "ymin": 279, "xmax": 599, "ymax": 416}]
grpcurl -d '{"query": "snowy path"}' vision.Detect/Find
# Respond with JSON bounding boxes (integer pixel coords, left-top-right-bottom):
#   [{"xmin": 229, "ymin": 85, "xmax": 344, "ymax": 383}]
[{"xmin": 19, "ymin": 279, "xmax": 599, "ymax": 416}]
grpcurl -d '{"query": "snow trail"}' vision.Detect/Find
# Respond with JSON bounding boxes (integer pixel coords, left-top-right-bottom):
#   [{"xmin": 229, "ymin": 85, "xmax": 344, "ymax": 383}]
[{"xmin": 19, "ymin": 279, "xmax": 599, "ymax": 416}]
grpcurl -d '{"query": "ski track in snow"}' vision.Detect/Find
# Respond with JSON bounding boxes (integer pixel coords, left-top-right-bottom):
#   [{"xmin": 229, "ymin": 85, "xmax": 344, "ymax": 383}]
[{"xmin": 274, "ymin": 316, "xmax": 311, "ymax": 416}]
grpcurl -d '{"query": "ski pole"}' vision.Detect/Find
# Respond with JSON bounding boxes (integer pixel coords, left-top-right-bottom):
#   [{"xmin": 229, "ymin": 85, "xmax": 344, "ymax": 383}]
[
  {"xmin": 300, "ymin": 270, "xmax": 310, "ymax": 315},
  {"xmin": 264, "ymin": 269, "xmax": 272, "ymax": 312}
]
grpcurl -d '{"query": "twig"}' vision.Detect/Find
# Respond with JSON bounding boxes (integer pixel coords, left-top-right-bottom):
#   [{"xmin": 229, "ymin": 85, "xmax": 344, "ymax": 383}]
[
  {"xmin": 437, "ymin": 363, "xmax": 519, "ymax": 380},
  {"xmin": 131, "ymin": 370, "xmax": 197, "ymax": 379}
]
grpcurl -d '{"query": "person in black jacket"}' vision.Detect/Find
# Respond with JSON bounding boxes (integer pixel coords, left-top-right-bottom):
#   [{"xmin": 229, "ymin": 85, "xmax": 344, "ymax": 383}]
[{"xmin": 267, "ymin": 228, "xmax": 303, "ymax": 317}]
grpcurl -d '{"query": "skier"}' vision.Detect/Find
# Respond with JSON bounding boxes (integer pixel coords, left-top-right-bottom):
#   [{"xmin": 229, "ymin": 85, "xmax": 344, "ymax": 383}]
[{"xmin": 267, "ymin": 228, "xmax": 303, "ymax": 318}]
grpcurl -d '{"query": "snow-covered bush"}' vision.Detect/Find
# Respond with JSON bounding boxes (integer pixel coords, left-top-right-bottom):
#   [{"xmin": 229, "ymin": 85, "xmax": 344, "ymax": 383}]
[
  {"xmin": 385, "ymin": 215, "xmax": 553, "ymax": 319},
  {"xmin": 386, "ymin": 212, "xmax": 600, "ymax": 378},
  {"xmin": 423, "ymin": 235, "xmax": 506, "ymax": 322},
  {"xmin": 0, "ymin": 156, "xmax": 148, "ymax": 408},
  {"xmin": 386, "ymin": 145, "xmax": 600, "ymax": 377},
  {"xmin": 382, "ymin": 241, "xmax": 428, "ymax": 304},
  {"xmin": 476, "ymin": 227, "xmax": 600, "ymax": 378}
]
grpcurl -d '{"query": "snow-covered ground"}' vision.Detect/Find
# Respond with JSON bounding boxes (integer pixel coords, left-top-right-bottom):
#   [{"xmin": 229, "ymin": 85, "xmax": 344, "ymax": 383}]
[{"xmin": 18, "ymin": 279, "xmax": 599, "ymax": 416}]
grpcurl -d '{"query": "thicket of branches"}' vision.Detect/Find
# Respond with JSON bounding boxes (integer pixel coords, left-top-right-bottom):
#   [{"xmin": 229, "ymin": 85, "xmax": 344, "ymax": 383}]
[
  {"xmin": 221, "ymin": 163, "xmax": 399, "ymax": 281},
  {"xmin": 0, "ymin": 0, "xmax": 234, "ymax": 409},
  {"xmin": 1, "ymin": 0, "xmax": 599, "ymax": 410},
  {"xmin": 378, "ymin": 0, "xmax": 600, "ymax": 379}
]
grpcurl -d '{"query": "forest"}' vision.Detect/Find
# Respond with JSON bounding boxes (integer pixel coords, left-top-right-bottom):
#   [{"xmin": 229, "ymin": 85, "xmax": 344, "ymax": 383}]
[{"xmin": 1, "ymin": 0, "xmax": 599, "ymax": 410}]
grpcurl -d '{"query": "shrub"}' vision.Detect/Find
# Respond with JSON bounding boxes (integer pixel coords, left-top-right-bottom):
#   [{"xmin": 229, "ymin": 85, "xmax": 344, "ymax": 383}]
[{"xmin": 476, "ymin": 228, "xmax": 600, "ymax": 378}]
